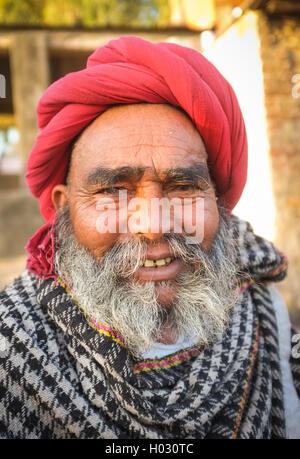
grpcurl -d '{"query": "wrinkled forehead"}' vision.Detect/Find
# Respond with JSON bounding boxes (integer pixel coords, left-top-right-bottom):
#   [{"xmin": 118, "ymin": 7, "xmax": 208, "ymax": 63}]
[{"xmin": 67, "ymin": 103, "xmax": 209, "ymax": 185}]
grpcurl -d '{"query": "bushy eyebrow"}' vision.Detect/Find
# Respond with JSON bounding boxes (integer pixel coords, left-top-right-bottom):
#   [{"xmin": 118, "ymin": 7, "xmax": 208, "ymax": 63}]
[
  {"xmin": 162, "ymin": 163, "xmax": 210, "ymax": 185},
  {"xmin": 85, "ymin": 162, "xmax": 211, "ymax": 187},
  {"xmin": 86, "ymin": 166, "xmax": 145, "ymax": 186}
]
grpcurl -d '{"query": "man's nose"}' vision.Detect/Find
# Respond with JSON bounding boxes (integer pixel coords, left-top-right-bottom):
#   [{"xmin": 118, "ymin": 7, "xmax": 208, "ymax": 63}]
[{"xmin": 129, "ymin": 182, "xmax": 167, "ymax": 241}]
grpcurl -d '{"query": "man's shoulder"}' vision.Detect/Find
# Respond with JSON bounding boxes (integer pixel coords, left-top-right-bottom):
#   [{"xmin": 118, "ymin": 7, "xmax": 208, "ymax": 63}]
[
  {"xmin": 0, "ymin": 270, "xmax": 39, "ymax": 317},
  {"xmin": 0, "ymin": 272, "xmax": 69, "ymax": 439},
  {"xmin": 0, "ymin": 271, "xmax": 53, "ymax": 351}
]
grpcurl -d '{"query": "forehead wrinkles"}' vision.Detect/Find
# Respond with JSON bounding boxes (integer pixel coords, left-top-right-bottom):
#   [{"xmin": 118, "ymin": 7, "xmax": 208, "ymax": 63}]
[
  {"xmin": 72, "ymin": 130, "xmax": 207, "ymax": 167},
  {"xmin": 75, "ymin": 125, "xmax": 202, "ymax": 152},
  {"xmin": 74, "ymin": 103, "xmax": 203, "ymax": 150},
  {"xmin": 69, "ymin": 106, "xmax": 208, "ymax": 181}
]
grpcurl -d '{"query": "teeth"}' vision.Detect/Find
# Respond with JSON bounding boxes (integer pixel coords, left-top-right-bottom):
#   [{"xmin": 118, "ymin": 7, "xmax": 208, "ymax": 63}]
[
  {"xmin": 155, "ymin": 259, "xmax": 166, "ymax": 267},
  {"xmin": 140, "ymin": 257, "xmax": 173, "ymax": 268},
  {"xmin": 144, "ymin": 259, "xmax": 156, "ymax": 267}
]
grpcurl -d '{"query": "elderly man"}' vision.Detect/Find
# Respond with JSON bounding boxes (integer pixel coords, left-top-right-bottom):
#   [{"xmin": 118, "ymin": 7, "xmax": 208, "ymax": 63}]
[{"xmin": 0, "ymin": 36, "xmax": 299, "ymax": 439}]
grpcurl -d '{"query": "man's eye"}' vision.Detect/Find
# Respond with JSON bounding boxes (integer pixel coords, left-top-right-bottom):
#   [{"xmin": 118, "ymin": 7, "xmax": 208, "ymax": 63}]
[
  {"xmin": 97, "ymin": 187, "xmax": 125, "ymax": 195},
  {"xmin": 175, "ymin": 185, "xmax": 194, "ymax": 190},
  {"xmin": 171, "ymin": 184, "xmax": 198, "ymax": 191},
  {"xmin": 170, "ymin": 181, "xmax": 210, "ymax": 192}
]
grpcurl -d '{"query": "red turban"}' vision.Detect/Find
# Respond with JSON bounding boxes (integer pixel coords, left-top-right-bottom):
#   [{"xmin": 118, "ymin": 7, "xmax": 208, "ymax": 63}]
[{"xmin": 25, "ymin": 36, "xmax": 248, "ymax": 278}]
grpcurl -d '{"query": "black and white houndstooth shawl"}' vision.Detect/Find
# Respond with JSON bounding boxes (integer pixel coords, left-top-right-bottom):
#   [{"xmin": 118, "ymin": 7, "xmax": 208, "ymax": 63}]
[{"xmin": 0, "ymin": 216, "xmax": 299, "ymax": 439}]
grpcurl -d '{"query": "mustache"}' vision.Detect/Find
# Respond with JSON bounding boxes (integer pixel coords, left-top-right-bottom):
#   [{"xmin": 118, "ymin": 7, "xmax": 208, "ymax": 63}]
[
  {"xmin": 55, "ymin": 206, "xmax": 237, "ymax": 302},
  {"xmin": 54, "ymin": 203, "xmax": 236, "ymax": 291},
  {"xmin": 100, "ymin": 232, "xmax": 207, "ymax": 277}
]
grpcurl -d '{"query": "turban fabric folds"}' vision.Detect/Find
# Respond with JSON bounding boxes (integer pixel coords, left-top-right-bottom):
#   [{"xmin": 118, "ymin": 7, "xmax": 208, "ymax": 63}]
[{"xmin": 25, "ymin": 36, "xmax": 248, "ymax": 278}]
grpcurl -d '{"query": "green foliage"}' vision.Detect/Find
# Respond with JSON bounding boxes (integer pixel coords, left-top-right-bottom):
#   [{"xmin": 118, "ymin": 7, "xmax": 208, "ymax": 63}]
[
  {"xmin": 0, "ymin": 0, "xmax": 170, "ymax": 28},
  {"xmin": 0, "ymin": 0, "xmax": 45, "ymax": 24}
]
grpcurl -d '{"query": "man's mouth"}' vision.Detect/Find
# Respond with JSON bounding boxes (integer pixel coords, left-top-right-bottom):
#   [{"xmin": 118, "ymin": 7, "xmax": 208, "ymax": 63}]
[
  {"xmin": 139, "ymin": 257, "xmax": 173, "ymax": 267},
  {"xmin": 134, "ymin": 257, "xmax": 184, "ymax": 281}
]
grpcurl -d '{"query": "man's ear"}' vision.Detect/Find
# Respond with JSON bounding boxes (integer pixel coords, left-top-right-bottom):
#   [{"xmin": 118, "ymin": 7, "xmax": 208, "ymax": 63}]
[{"xmin": 52, "ymin": 184, "xmax": 68, "ymax": 210}]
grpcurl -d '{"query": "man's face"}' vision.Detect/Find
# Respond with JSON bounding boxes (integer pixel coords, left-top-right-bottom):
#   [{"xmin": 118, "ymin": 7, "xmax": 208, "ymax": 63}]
[
  {"xmin": 52, "ymin": 104, "xmax": 236, "ymax": 356},
  {"xmin": 53, "ymin": 104, "xmax": 219, "ymax": 306}
]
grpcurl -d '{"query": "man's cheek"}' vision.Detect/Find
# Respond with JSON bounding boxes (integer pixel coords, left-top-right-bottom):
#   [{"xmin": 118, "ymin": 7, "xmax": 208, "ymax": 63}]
[
  {"xmin": 180, "ymin": 199, "xmax": 219, "ymax": 249},
  {"xmin": 70, "ymin": 205, "xmax": 119, "ymax": 256},
  {"xmin": 201, "ymin": 207, "xmax": 219, "ymax": 251}
]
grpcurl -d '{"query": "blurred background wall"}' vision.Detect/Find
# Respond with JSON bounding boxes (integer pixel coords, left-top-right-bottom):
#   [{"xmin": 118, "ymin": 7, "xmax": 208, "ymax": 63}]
[{"xmin": 0, "ymin": 0, "xmax": 299, "ymax": 327}]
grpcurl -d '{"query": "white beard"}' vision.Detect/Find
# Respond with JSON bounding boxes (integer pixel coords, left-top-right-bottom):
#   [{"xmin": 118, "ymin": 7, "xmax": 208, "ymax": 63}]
[{"xmin": 54, "ymin": 206, "xmax": 238, "ymax": 358}]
